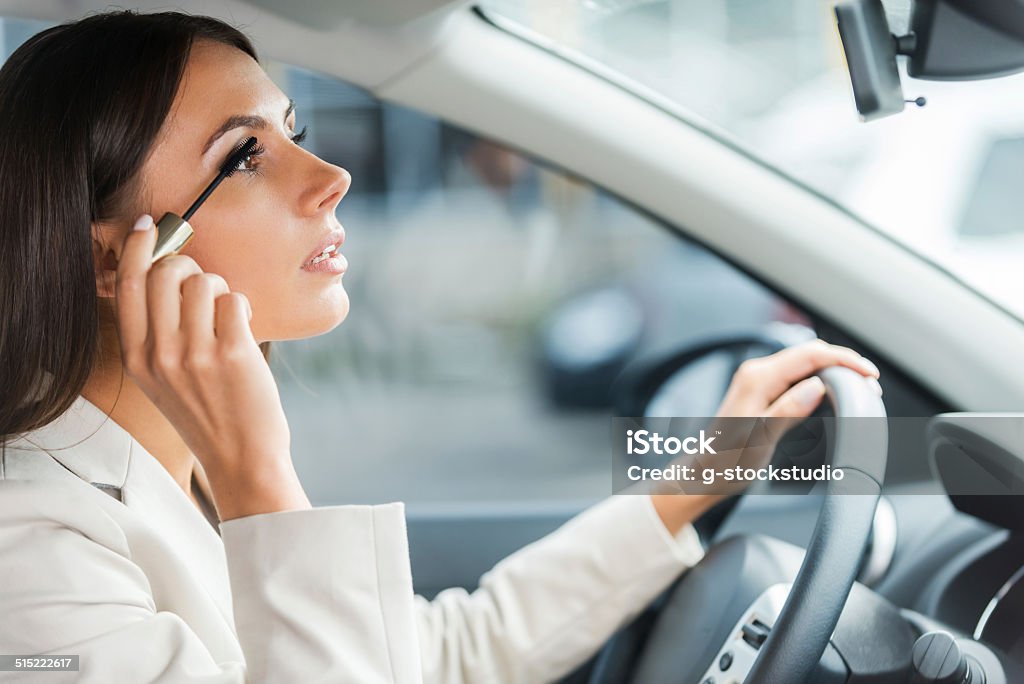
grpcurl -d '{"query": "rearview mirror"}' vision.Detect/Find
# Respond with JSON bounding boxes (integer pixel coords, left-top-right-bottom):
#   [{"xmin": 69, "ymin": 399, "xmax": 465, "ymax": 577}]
[
  {"xmin": 835, "ymin": 0, "xmax": 1024, "ymax": 121},
  {"xmin": 834, "ymin": 0, "xmax": 906, "ymax": 121}
]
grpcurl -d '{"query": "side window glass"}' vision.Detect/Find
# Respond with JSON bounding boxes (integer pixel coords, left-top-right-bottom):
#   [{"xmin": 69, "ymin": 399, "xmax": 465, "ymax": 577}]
[
  {"xmin": 0, "ymin": 18, "xmax": 52, "ymax": 58},
  {"xmin": 271, "ymin": 62, "xmax": 811, "ymax": 505}
]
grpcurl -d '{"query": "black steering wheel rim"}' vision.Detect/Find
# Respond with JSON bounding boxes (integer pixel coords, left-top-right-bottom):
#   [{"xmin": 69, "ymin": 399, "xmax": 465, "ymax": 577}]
[
  {"xmin": 617, "ymin": 365, "xmax": 887, "ymax": 684},
  {"xmin": 744, "ymin": 365, "xmax": 887, "ymax": 682}
]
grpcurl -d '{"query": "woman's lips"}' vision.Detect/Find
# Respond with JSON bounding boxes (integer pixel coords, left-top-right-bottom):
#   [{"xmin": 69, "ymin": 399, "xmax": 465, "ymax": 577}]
[
  {"xmin": 302, "ymin": 225, "xmax": 347, "ymax": 274},
  {"xmin": 302, "ymin": 250, "xmax": 348, "ymax": 274},
  {"xmin": 302, "ymin": 227, "xmax": 346, "ymax": 266}
]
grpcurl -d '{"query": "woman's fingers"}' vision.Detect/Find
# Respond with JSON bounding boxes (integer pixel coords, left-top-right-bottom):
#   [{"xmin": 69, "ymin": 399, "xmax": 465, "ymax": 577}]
[
  {"xmin": 764, "ymin": 374, "xmax": 882, "ymax": 422},
  {"xmin": 113, "ymin": 214, "xmax": 158, "ymax": 356},
  {"xmin": 717, "ymin": 338, "xmax": 883, "ymax": 419},
  {"xmin": 147, "ymin": 255, "xmax": 202, "ymax": 339},
  {"xmin": 214, "ymin": 292, "xmax": 255, "ymax": 347},
  {"xmin": 181, "ymin": 273, "xmax": 230, "ymax": 347},
  {"xmin": 764, "ymin": 365, "xmax": 883, "ymax": 442},
  {"xmin": 767, "ymin": 375, "xmax": 827, "ymax": 419},
  {"xmin": 784, "ymin": 338, "xmax": 878, "ymax": 376},
  {"xmin": 757, "ymin": 376, "xmax": 825, "ymax": 442},
  {"xmin": 742, "ymin": 339, "xmax": 879, "ymax": 403}
]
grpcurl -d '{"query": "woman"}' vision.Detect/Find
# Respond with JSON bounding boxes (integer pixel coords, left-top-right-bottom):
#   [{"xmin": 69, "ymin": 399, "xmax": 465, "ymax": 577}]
[{"xmin": 0, "ymin": 10, "xmax": 882, "ymax": 683}]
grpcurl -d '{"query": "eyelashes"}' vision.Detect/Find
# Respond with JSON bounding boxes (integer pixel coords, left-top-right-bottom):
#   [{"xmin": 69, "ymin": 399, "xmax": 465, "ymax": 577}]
[
  {"xmin": 234, "ymin": 125, "xmax": 309, "ymax": 176},
  {"xmin": 234, "ymin": 142, "xmax": 266, "ymax": 175}
]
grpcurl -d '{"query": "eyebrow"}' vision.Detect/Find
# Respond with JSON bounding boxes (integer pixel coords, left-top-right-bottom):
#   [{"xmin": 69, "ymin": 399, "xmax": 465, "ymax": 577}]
[{"xmin": 201, "ymin": 99, "xmax": 296, "ymax": 155}]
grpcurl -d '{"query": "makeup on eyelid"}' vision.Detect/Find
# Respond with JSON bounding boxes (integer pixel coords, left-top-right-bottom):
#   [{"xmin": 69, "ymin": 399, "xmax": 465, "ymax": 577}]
[{"xmin": 228, "ymin": 126, "xmax": 308, "ymax": 176}]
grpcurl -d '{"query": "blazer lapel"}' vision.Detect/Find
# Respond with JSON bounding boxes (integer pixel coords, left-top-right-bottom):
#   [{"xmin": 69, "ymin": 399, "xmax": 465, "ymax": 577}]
[{"xmin": 7, "ymin": 392, "xmax": 131, "ymax": 493}]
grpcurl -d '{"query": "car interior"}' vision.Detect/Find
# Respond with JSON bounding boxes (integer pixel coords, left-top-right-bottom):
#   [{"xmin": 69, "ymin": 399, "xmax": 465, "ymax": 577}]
[{"xmin": 3, "ymin": 0, "xmax": 1024, "ymax": 682}]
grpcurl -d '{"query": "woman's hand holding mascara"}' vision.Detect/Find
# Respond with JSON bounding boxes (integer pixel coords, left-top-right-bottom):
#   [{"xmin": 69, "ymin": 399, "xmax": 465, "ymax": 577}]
[{"xmin": 114, "ymin": 214, "xmax": 310, "ymax": 521}]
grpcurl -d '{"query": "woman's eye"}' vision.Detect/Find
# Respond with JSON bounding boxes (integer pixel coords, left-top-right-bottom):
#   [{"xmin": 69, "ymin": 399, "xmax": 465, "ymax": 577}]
[
  {"xmin": 228, "ymin": 129, "xmax": 300, "ymax": 176},
  {"xmin": 234, "ymin": 143, "xmax": 266, "ymax": 174}
]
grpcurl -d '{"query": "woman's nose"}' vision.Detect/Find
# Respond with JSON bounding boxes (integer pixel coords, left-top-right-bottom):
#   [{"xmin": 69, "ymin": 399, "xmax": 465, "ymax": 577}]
[{"xmin": 300, "ymin": 159, "xmax": 351, "ymax": 217}]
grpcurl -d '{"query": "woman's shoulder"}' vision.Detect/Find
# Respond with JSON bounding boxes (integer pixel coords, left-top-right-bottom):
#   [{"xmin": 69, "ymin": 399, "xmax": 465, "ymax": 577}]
[
  {"xmin": 2, "ymin": 393, "xmax": 132, "ymax": 495},
  {"xmin": 1, "ymin": 395, "xmax": 134, "ymax": 552},
  {"xmin": 0, "ymin": 477, "xmax": 133, "ymax": 569}
]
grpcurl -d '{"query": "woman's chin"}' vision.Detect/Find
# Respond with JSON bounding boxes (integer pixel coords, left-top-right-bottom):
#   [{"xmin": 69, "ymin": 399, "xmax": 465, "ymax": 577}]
[
  {"xmin": 308, "ymin": 291, "xmax": 350, "ymax": 337},
  {"xmin": 266, "ymin": 289, "xmax": 350, "ymax": 341}
]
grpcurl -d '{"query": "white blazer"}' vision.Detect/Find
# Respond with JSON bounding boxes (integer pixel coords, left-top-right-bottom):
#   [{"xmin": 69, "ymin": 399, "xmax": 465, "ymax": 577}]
[{"xmin": 0, "ymin": 394, "xmax": 705, "ymax": 683}]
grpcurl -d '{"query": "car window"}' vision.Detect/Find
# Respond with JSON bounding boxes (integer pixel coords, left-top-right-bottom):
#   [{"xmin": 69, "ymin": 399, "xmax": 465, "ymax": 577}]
[
  {"xmin": 479, "ymin": 0, "xmax": 1024, "ymax": 322},
  {"xmin": 0, "ymin": 16, "xmax": 50, "ymax": 53},
  {"xmin": 0, "ymin": 17, "xmax": 809, "ymax": 506},
  {"xmin": 269, "ymin": 61, "xmax": 811, "ymax": 505}
]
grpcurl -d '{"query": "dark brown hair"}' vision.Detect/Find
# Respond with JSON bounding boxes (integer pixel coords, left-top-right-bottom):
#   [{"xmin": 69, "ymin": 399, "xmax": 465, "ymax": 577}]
[{"xmin": 0, "ymin": 10, "xmax": 272, "ymax": 444}]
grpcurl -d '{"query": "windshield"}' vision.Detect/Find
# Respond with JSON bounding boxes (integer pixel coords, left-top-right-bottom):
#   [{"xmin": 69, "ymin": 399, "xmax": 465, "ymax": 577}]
[{"xmin": 480, "ymin": 0, "xmax": 1024, "ymax": 321}]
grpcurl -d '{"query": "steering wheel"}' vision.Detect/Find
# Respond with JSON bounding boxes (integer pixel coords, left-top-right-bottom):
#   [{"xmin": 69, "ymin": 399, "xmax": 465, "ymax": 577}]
[{"xmin": 605, "ymin": 365, "xmax": 888, "ymax": 683}]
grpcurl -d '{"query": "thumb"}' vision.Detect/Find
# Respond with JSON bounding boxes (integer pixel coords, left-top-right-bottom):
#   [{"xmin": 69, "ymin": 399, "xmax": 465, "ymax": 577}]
[{"xmin": 763, "ymin": 376, "xmax": 826, "ymax": 441}]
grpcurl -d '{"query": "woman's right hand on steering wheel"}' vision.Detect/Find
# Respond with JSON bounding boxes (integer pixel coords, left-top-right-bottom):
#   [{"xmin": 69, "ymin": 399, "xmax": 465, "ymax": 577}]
[{"xmin": 114, "ymin": 214, "xmax": 310, "ymax": 520}]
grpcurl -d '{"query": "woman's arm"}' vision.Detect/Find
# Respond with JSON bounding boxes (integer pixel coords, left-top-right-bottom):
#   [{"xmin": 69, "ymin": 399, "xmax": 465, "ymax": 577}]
[
  {"xmin": 414, "ymin": 340, "xmax": 881, "ymax": 684},
  {"xmin": 414, "ymin": 493, "xmax": 704, "ymax": 684}
]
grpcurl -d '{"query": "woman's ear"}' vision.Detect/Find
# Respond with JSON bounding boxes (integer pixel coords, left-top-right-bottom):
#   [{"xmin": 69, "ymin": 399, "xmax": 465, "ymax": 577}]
[{"xmin": 91, "ymin": 221, "xmax": 122, "ymax": 299}]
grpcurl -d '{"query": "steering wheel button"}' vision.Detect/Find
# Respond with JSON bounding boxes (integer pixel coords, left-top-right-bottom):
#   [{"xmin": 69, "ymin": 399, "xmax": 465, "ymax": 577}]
[
  {"xmin": 741, "ymin": 620, "xmax": 771, "ymax": 649},
  {"xmin": 718, "ymin": 651, "xmax": 734, "ymax": 671}
]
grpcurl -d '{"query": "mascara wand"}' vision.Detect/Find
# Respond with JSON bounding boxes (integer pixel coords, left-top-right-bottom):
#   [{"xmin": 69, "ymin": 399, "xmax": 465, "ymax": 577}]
[{"xmin": 151, "ymin": 136, "xmax": 260, "ymax": 264}]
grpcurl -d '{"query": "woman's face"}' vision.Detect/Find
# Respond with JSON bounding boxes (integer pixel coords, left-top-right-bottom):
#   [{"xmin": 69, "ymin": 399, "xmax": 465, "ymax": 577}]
[{"xmin": 108, "ymin": 40, "xmax": 352, "ymax": 343}]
